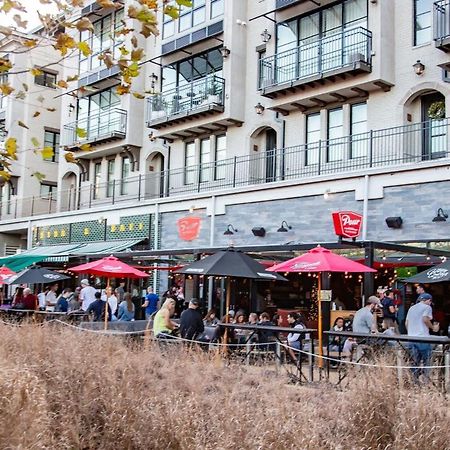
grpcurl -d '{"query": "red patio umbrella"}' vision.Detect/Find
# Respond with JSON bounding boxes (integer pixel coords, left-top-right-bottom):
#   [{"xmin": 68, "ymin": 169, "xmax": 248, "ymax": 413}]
[
  {"xmin": 69, "ymin": 256, "xmax": 148, "ymax": 329},
  {"xmin": 0, "ymin": 266, "xmax": 15, "ymax": 285},
  {"xmin": 268, "ymin": 246, "xmax": 376, "ymax": 366}
]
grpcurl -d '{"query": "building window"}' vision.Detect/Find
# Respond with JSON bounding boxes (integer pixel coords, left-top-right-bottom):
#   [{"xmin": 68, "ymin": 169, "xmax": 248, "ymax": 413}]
[
  {"xmin": 179, "ymin": 0, "xmax": 206, "ymax": 32},
  {"xmin": 306, "ymin": 113, "xmax": 321, "ymax": 165},
  {"xmin": 214, "ymin": 134, "xmax": 227, "ymax": 180},
  {"xmin": 43, "ymin": 130, "xmax": 60, "ymax": 162},
  {"xmin": 0, "ymin": 120, "xmax": 6, "ymax": 141},
  {"xmin": 200, "ymin": 138, "xmax": 210, "ymax": 182},
  {"xmin": 184, "ymin": 142, "xmax": 196, "ymax": 185},
  {"xmin": 93, "ymin": 162, "xmax": 102, "ymax": 199},
  {"xmin": 1, "ymin": 181, "xmax": 12, "ymax": 214},
  {"xmin": 121, "ymin": 156, "xmax": 130, "ymax": 195},
  {"xmin": 414, "ymin": 0, "xmax": 432, "ymax": 46},
  {"xmin": 106, "ymin": 159, "xmax": 115, "ymax": 198},
  {"xmin": 34, "ymin": 70, "xmax": 57, "ymax": 88},
  {"xmin": 350, "ymin": 102, "xmax": 368, "ymax": 158},
  {"xmin": 327, "ymin": 108, "xmax": 344, "ymax": 162},
  {"xmin": 211, "ymin": 0, "xmax": 224, "ymax": 18},
  {"xmin": 40, "ymin": 182, "xmax": 56, "ymax": 199}
]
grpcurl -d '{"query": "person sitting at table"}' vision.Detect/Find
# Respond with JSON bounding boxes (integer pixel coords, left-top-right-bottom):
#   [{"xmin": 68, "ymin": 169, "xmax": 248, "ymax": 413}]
[
  {"xmin": 234, "ymin": 312, "xmax": 249, "ymax": 344},
  {"xmin": 257, "ymin": 312, "xmax": 276, "ymax": 350},
  {"xmin": 203, "ymin": 308, "xmax": 219, "ymax": 326},
  {"xmin": 153, "ymin": 298, "xmax": 178, "ymax": 339},
  {"xmin": 248, "ymin": 312, "xmax": 258, "ymax": 325},
  {"xmin": 117, "ymin": 293, "xmax": 135, "ymax": 321},
  {"xmin": 286, "ymin": 312, "xmax": 308, "ymax": 363},
  {"xmin": 21, "ymin": 288, "xmax": 38, "ymax": 311}
]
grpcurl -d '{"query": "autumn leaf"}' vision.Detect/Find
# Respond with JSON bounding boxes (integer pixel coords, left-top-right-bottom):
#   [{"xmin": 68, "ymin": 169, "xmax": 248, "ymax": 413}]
[
  {"xmin": 30, "ymin": 67, "xmax": 43, "ymax": 76},
  {"xmin": 57, "ymin": 79, "xmax": 68, "ymax": 89},
  {"xmin": 13, "ymin": 13, "xmax": 27, "ymax": 28},
  {"xmin": 32, "ymin": 111, "xmax": 41, "ymax": 118},
  {"xmin": 164, "ymin": 5, "xmax": 179, "ymax": 20},
  {"xmin": 0, "ymin": 26, "xmax": 12, "ymax": 36},
  {"xmin": 0, "ymin": 58, "xmax": 12, "ymax": 73},
  {"xmin": 75, "ymin": 17, "xmax": 93, "ymax": 32},
  {"xmin": 0, "ymin": 171, "xmax": 11, "ymax": 182},
  {"xmin": 15, "ymin": 90, "xmax": 26, "ymax": 100},
  {"xmin": 78, "ymin": 41, "xmax": 92, "ymax": 57},
  {"xmin": 69, "ymin": 0, "xmax": 84, "ymax": 6},
  {"xmin": 176, "ymin": 0, "xmax": 192, "ymax": 6},
  {"xmin": 66, "ymin": 74, "xmax": 79, "ymax": 82},
  {"xmin": 79, "ymin": 143, "xmax": 91, "ymax": 151},
  {"xmin": 0, "ymin": 84, "xmax": 14, "ymax": 96},
  {"xmin": 32, "ymin": 172, "xmax": 46, "ymax": 182},
  {"xmin": 76, "ymin": 127, "xmax": 87, "ymax": 138},
  {"xmin": 39, "ymin": 0, "xmax": 52, "ymax": 3},
  {"xmin": 115, "ymin": 27, "xmax": 134, "ymax": 36},
  {"xmin": 140, "ymin": 23, "xmax": 158, "ymax": 38},
  {"xmin": 119, "ymin": 45, "xmax": 129, "ymax": 56},
  {"xmin": 132, "ymin": 92, "xmax": 145, "ymax": 99},
  {"xmin": 41, "ymin": 147, "xmax": 54, "ymax": 159},
  {"xmin": 31, "ymin": 137, "xmax": 40, "ymax": 147},
  {"xmin": 46, "ymin": 107, "xmax": 56, "ymax": 112},
  {"xmin": 23, "ymin": 38, "xmax": 38, "ymax": 48},
  {"xmin": 18, "ymin": 120, "xmax": 29, "ymax": 129},
  {"xmin": 131, "ymin": 48, "xmax": 144, "ymax": 62},
  {"xmin": 37, "ymin": 95, "xmax": 45, "ymax": 103},
  {"xmin": 139, "ymin": 0, "xmax": 158, "ymax": 8},
  {"xmin": 116, "ymin": 84, "xmax": 130, "ymax": 95},
  {"xmin": 5, "ymin": 138, "xmax": 17, "ymax": 159},
  {"xmin": 54, "ymin": 33, "xmax": 76, "ymax": 56},
  {"xmin": 131, "ymin": 36, "xmax": 138, "ymax": 48},
  {"xmin": 22, "ymin": 83, "xmax": 28, "ymax": 91},
  {"xmin": 96, "ymin": 0, "xmax": 115, "ymax": 8},
  {"xmin": 98, "ymin": 52, "xmax": 113, "ymax": 69},
  {"xmin": 64, "ymin": 152, "xmax": 77, "ymax": 163}
]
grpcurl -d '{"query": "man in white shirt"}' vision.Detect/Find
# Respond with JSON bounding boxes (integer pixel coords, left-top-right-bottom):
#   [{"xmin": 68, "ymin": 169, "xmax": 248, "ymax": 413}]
[
  {"xmin": 37, "ymin": 289, "xmax": 47, "ymax": 311},
  {"xmin": 406, "ymin": 293, "xmax": 437, "ymax": 381},
  {"xmin": 45, "ymin": 284, "xmax": 58, "ymax": 312},
  {"xmin": 79, "ymin": 279, "xmax": 97, "ymax": 311}
]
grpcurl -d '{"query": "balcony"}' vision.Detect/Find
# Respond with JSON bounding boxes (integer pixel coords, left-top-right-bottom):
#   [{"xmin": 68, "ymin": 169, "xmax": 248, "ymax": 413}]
[
  {"xmin": 146, "ymin": 75, "xmax": 225, "ymax": 130},
  {"xmin": 259, "ymin": 27, "xmax": 372, "ymax": 98},
  {"xmin": 434, "ymin": 0, "xmax": 450, "ymax": 51},
  {"xmin": 1, "ymin": 118, "xmax": 449, "ymax": 220},
  {"xmin": 63, "ymin": 108, "xmax": 127, "ymax": 149}
]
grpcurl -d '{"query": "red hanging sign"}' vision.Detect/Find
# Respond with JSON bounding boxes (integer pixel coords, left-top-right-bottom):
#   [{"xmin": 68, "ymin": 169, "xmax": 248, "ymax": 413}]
[
  {"xmin": 332, "ymin": 211, "xmax": 363, "ymax": 239},
  {"xmin": 177, "ymin": 216, "xmax": 201, "ymax": 241}
]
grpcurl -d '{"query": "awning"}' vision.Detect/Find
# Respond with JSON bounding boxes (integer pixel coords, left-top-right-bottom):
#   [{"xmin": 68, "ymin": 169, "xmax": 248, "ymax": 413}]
[{"xmin": 0, "ymin": 240, "xmax": 143, "ymax": 271}]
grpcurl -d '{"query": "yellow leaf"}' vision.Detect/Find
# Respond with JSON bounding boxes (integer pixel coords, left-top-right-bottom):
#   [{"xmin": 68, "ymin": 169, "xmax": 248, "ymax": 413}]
[
  {"xmin": 75, "ymin": 17, "xmax": 93, "ymax": 32},
  {"xmin": 115, "ymin": 27, "xmax": 134, "ymax": 37},
  {"xmin": 57, "ymin": 79, "xmax": 68, "ymax": 88},
  {"xmin": 116, "ymin": 84, "xmax": 130, "ymax": 95},
  {"xmin": 176, "ymin": 0, "xmax": 192, "ymax": 6},
  {"xmin": 0, "ymin": 84, "xmax": 14, "ymax": 96},
  {"xmin": 69, "ymin": 0, "xmax": 84, "ymax": 6},
  {"xmin": 66, "ymin": 75, "xmax": 79, "ymax": 82},
  {"xmin": 140, "ymin": 22, "xmax": 158, "ymax": 38},
  {"xmin": 32, "ymin": 172, "xmax": 46, "ymax": 182},
  {"xmin": 0, "ymin": 58, "xmax": 12, "ymax": 73},
  {"xmin": 30, "ymin": 68, "xmax": 43, "ymax": 76},
  {"xmin": 76, "ymin": 127, "xmax": 87, "ymax": 138},
  {"xmin": 13, "ymin": 14, "xmax": 27, "ymax": 28},
  {"xmin": 23, "ymin": 38, "xmax": 38, "ymax": 48},
  {"xmin": 41, "ymin": 146, "xmax": 54, "ymax": 159},
  {"xmin": 131, "ymin": 48, "xmax": 144, "ymax": 62},
  {"xmin": 33, "ymin": 111, "xmax": 40, "ymax": 118},
  {"xmin": 163, "ymin": 5, "xmax": 179, "ymax": 20},
  {"xmin": 96, "ymin": 0, "xmax": 115, "ymax": 8},
  {"xmin": 78, "ymin": 41, "xmax": 92, "ymax": 57},
  {"xmin": 132, "ymin": 92, "xmax": 145, "ymax": 99},
  {"xmin": 79, "ymin": 143, "xmax": 91, "ymax": 151},
  {"xmin": 119, "ymin": 46, "xmax": 129, "ymax": 56},
  {"xmin": 54, "ymin": 33, "xmax": 76, "ymax": 56},
  {"xmin": 5, "ymin": 137, "xmax": 17, "ymax": 159},
  {"xmin": 64, "ymin": 152, "xmax": 77, "ymax": 163},
  {"xmin": 18, "ymin": 120, "xmax": 29, "ymax": 129},
  {"xmin": 0, "ymin": 171, "xmax": 11, "ymax": 182},
  {"xmin": 31, "ymin": 137, "xmax": 40, "ymax": 147}
]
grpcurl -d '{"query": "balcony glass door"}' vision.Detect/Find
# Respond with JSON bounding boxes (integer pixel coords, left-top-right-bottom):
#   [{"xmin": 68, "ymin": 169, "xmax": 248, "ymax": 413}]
[
  {"xmin": 265, "ymin": 129, "xmax": 277, "ymax": 182},
  {"xmin": 421, "ymin": 93, "xmax": 447, "ymax": 160}
]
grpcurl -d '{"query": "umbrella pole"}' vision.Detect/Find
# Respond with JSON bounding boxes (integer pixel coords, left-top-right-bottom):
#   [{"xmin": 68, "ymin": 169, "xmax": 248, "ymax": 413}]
[
  {"xmin": 222, "ymin": 277, "xmax": 231, "ymax": 355},
  {"xmin": 318, "ymin": 274, "xmax": 323, "ymax": 369},
  {"xmin": 104, "ymin": 278, "xmax": 110, "ymax": 331}
]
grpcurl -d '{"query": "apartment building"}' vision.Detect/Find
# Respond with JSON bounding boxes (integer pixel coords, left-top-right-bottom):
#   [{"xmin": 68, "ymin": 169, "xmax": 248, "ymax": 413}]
[
  {"xmin": 0, "ymin": 30, "xmax": 61, "ymax": 255},
  {"xmin": 0, "ymin": 0, "xmax": 449, "ymax": 267}
]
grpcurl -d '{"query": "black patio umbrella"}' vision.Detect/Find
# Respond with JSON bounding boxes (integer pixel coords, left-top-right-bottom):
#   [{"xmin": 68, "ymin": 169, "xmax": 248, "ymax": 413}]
[
  {"xmin": 4, "ymin": 266, "xmax": 71, "ymax": 285},
  {"xmin": 175, "ymin": 248, "xmax": 287, "ymax": 322},
  {"xmin": 403, "ymin": 260, "xmax": 450, "ymax": 284}
]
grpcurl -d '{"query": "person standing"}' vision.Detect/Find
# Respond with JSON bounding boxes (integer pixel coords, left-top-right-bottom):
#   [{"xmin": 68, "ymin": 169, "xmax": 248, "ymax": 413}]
[
  {"xmin": 117, "ymin": 293, "xmax": 135, "ymax": 321},
  {"xmin": 352, "ymin": 296, "xmax": 380, "ymax": 334},
  {"xmin": 54, "ymin": 288, "xmax": 73, "ymax": 313},
  {"xmin": 381, "ymin": 289, "xmax": 398, "ymax": 331},
  {"xmin": 116, "ymin": 280, "xmax": 126, "ymax": 303},
  {"xmin": 406, "ymin": 293, "xmax": 438, "ymax": 382},
  {"xmin": 179, "ymin": 299, "xmax": 204, "ymax": 341},
  {"xmin": 22, "ymin": 288, "xmax": 38, "ymax": 311},
  {"xmin": 415, "ymin": 284, "xmax": 428, "ymax": 303},
  {"xmin": 142, "ymin": 287, "xmax": 159, "ymax": 320},
  {"xmin": 102, "ymin": 286, "xmax": 118, "ymax": 320},
  {"xmin": 86, "ymin": 291, "xmax": 111, "ymax": 322},
  {"xmin": 45, "ymin": 284, "xmax": 58, "ymax": 312},
  {"xmin": 37, "ymin": 288, "xmax": 48, "ymax": 311},
  {"xmin": 79, "ymin": 279, "xmax": 97, "ymax": 311}
]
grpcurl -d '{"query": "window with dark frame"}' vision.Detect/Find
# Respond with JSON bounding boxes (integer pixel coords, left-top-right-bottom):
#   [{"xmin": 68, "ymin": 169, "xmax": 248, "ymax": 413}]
[
  {"xmin": 106, "ymin": 159, "xmax": 115, "ymax": 198},
  {"xmin": 184, "ymin": 142, "xmax": 196, "ymax": 185},
  {"xmin": 40, "ymin": 182, "xmax": 57, "ymax": 199},
  {"xmin": 327, "ymin": 107, "xmax": 344, "ymax": 162},
  {"xmin": 414, "ymin": 0, "xmax": 432, "ymax": 46},
  {"xmin": 200, "ymin": 138, "xmax": 210, "ymax": 182},
  {"xmin": 43, "ymin": 130, "xmax": 60, "ymax": 162},
  {"xmin": 93, "ymin": 162, "xmax": 102, "ymax": 199},
  {"xmin": 121, "ymin": 156, "xmax": 130, "ymax": 195},
  {"xmin": 305, "ymin": 113, "xmax": 321, "ymax": 166},
  {"xmin": 350, "ymin": 102, "xmax": 368, "ymax": 158},
  {"xmin": 214, "ymin": 134, "xmax": 227, "ymax": 180},
  {"xmin": 34, "ymin": 70, "xmax": 57, "ymax": 88}
]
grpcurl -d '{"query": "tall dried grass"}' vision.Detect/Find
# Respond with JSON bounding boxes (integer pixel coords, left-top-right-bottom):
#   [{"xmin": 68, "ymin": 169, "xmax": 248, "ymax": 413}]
[{"xmin": 0, "ymin": 323, "xmax": 448, "ymax": 449}]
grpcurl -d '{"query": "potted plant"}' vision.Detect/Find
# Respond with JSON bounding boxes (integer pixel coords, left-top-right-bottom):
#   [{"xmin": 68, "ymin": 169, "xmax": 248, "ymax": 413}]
[
  {"xmin": 428, "ymin": 101, "xmax": 446, "ymax": 120},
  {"xmin": 151, "ymin": 95, "xmax": 166, "ymax": 119},
  {"xmin": 206, "ymin": 78, "xmax": 221, "ymax": 104}
]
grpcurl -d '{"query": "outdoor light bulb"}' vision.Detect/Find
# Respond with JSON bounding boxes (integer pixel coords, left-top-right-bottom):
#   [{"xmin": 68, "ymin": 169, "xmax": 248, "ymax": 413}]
[{"xmin": 323, "ymin": 190, "xmax": 330, "ymax": 199}]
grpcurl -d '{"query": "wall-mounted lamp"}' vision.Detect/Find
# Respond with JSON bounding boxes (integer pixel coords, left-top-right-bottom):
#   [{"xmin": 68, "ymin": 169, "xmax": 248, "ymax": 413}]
[
  {"xmin": 261, "ymin": 29, "xmax": 272, "ymax": 43},
  {"xmin": 224, "ymin": 224, "xmax": 238, "ymax": 235},
  {"xmin": 68, "ymin": 103, "xmax": 75, "ymax": 115},
  {"xmin": 413, "ymin": 60, "xmax": 425, "ymax": 76},
  {"xmin": 432, "ymin": 208, "xmax": 448, "ymax": 222},
  {"xmin": 149, "ymin": 72, "xmax": 158, "ymax": 93},
  {"xmin": 254, "ymin": 102, "xmax": 265, "ymax": 115},
  {"xmin": 148, "ymin": 131, "xmax": 156, "ymax": 142},
  {"xmin": 252, "ymin": 227, "xmax": 266, "ymax": 237},
  {"xmin": 385, "ymin": 216, "xmax": 403, "ymax": 229},
  {"xmin": 277, "ymin": 220, "xmax": 292, "ymax": 232},
  {"xmin": 220, "ymin": 46, "xmax": 231, "ymax": 58}
]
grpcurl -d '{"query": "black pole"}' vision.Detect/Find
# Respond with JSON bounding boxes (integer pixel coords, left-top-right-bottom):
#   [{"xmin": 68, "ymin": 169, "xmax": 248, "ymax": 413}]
[
  {"xmin": 363, "ymin": 242, "xmax": 375, "ymax": 304},
  {"xmin": 321, "ymin": 272, "xmax": 331, "ymax": 334}
]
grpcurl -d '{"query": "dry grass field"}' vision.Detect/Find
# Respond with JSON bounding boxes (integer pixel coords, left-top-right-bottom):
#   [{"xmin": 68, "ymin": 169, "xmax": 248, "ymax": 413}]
[{"xmin": 0, "ymin": 323, "xmax": 448, "ymax": 450}]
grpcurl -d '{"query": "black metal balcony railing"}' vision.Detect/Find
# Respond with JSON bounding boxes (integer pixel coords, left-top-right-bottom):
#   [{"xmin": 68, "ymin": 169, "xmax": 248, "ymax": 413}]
[
  {"xmin": 0, "ymin": 118, "xmax": 449, "ymax": 220},
  {"xmin": 434, "ymin": 0, "xmax": 450, "ymax": 45},
  {"xmin": 63, "ymin": 108, "xmax": 127, "ymax": 147},
  {"xmin": 146, "ymin": 75, "xmax": 225, "ymax": 126},
  {"xmin": 259, "ymin": 27, "xmax": 372, "ymax": 90}
]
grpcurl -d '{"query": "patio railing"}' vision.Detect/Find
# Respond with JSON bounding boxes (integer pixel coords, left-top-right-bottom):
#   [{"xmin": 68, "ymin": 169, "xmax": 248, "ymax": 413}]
[
  {"xmin": 0, "ymin": 118, "xmax": 449, "ymax": 220},
  {"xmin": 434, "ymin": 0, "xmax": 450, "ymax": 42}
]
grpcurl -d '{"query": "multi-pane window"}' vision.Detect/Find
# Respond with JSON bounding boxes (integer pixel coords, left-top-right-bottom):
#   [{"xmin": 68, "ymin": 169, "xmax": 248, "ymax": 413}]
[
  {"xmin": 1, "ymin": 181, "xmax": 12, "ymax": 214},
  {"xmin": 79, "ymin": 9, "xmax": 124, "ymax": 74},
  {"xmin": 121, "ymin": 156, "xmax": 130, "ymax": 195},
  {"xmin": 40, "ymin": 182, "xmax": 56, "ymax": 199},
  {"xmin": 306, "ymin": 113, "xmax": 321, "ymax": 165},
  {"xmin": 43, "ymin": 130, "xmax": 60, "ymax": 162},
  {"xmin": 350, "ymin": 102, "xmax": 368, "ymax": 158},
  {"xmin": 179, "ymin": 0, "xmax": 206, "ymax": 32},
  {"xmin": 106, "ymin": 159, "xmax": 115, "ymax": 197},
  {"xmin": 215, "ymin": 134, "xmax": 226, "ymax": 180},
  {"xmin": 327, "ymin": 108, "xmax": 344, "ymax": 162},
  {"xmin": 200, "ymin": 138, "xmax": 210, "ymax": 182},
  {"xmin": 93, "ymin": 162, "xmax": 102, "ymax": 199},
  {"xmin": 184, "ymin": 142, "xmax": 196, "ymax": 185},
  {"xmin": 414, "ymin": 0, "xmax": 432, "ymax": 46},
  {"xmin": 0, "ymin": 120, "xmax": 6, "ymax": 142},
  {"xmin": 34, "ymin": 70, "xmax": 57, "ymax": 88},
  {"xmin": 211, "ymin": 0, "xmax": 224, "ymax": 18}
]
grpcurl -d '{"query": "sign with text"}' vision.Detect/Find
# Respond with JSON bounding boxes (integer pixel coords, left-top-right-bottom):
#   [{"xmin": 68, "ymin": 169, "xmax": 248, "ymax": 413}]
[
  {"xmin": 320, "ymin": 290, "xmax": 332, "ymax": 301},
  {"xmin": 332, "ymin": 211, "xmax": 363, "ymax": 239},
  {"xmin": 177, "ymin": 216, "xmax": 201, "ymax": 241}
]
